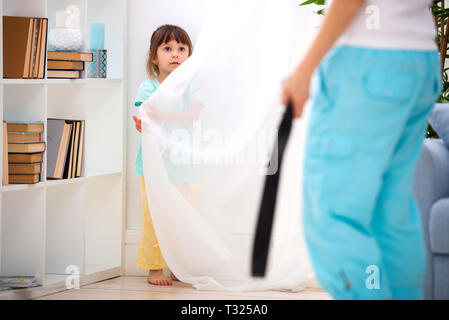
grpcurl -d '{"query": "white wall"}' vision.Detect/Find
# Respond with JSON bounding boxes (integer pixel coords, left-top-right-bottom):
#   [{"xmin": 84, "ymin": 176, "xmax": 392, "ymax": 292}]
[{"xmin": 125, "ymin": 0, "xmax": 321, "ymax": 275}]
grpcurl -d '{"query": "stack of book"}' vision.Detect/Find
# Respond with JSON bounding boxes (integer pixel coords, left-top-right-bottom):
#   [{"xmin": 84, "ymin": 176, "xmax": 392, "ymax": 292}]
[
  {"xmin": 47, "ymin": 119, "xmax": 85, "ymax": 179},
  {"xmin": 7, "ymin": 122, "xmax": 45, "ymax": 184},
  {"xmin": 2, "ymin": 121, "xmax": 8, "ymax": 186},
  {"xmin": 2, "ymin": 16, "xmax": 48, "ymax": 79},
  {"xmin": 47, "ymin": 51, "xmax": 93, "ymax": 79}
]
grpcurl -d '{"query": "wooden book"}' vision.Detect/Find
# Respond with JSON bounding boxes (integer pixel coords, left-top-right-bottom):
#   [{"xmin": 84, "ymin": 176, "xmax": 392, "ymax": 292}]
[
  {"xmin": 71, "ymin": 121, "xmax": 80, "ymax": 178},
  {"xmin": 8, "ymin": 142, "xmax": 46, "ymax": 153},
  {"xmin": 9, "ymin": 163, "xmax": 41, "ymax": 174},
  {"xmin": 38, "ymin": 18, "xmax": 48, "ymax": 79},
  {"xmin": 9, "ymin": 173, "xmax": 39, "ymax": 184},
  {"xmin": 47, "ymin": 51, "xmax": 93, "ymax": 62},
  {"xmin": 47, "ymin": 60, "xmax": 84, "ymax": 70},
  {"xmin": 2, "ymin": 16, "xmax": 34, "ymax": 78},
  {"xmin": 8, "ymin": 132, "xmax": 42, "ymax": 143},
  {"xmin": 8, "ymin": 152, "xmax": 43, "ymax": 164},
  {"xmin": 2, "ymin": 121, "xmax": 8, "ymax": 186},
  {"xmin": 47, "ymin": 70, "xmax": 80, "ymax": 79},
  {"xmin": 33, "ymin": 19, "xmax": 42, "ymax": 79},
  {"xmin": 63, "ymin": 120, "xmax": 76, "ymax": 179},
  {"xmin": 29, "ymin": 19, "xmax": 40, "ymax": 79},
  {"xmin": 47, "ymin": 119, "xmax": 72, "ymax": 179},
  {"xmin": 7, "ymin": 122, "xmax": 44, "ymax": 133},
  {"xmin": 76, "ymin": 120, "xmax": 85, "ymax": 177}
]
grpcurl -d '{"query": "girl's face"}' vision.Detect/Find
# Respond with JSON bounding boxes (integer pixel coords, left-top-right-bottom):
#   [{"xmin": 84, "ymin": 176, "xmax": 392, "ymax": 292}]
[{"xmin": 153, "ymin": 39, "xmax": 190, "ymax": 77}]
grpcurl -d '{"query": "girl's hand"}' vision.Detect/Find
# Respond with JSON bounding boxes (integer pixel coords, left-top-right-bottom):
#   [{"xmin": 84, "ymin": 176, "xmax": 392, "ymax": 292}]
[
  {"xmin": 147, "ymin": 105, "xmax": 163, "ymax": 123},
  {"xmin": 281, "ymin": 64, "xmax": 313, "ymax": 118},
  {"xmin": 133, "ymin": 116, "xmax": 142, "ymax": 132}
]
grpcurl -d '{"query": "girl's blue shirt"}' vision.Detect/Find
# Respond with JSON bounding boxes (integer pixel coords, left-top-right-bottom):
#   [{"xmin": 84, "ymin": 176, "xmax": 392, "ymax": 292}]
[
  {"xmin": 134, "ymin": 78, "xmax": 160, "ymax": 176},
  {"xmin": 134, "ymin": 78, "xmax": 202, "ymax": 183}
]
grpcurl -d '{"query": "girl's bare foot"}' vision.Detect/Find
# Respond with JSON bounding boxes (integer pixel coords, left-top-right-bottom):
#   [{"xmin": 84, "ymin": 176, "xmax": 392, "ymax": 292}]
[
  {"xmin": 170, "ymin": 271, "xmax": 179, "ymax": 282},
  {"xmin": 147, "ymin": 269, "xmax": 172, "ymax": 286}
]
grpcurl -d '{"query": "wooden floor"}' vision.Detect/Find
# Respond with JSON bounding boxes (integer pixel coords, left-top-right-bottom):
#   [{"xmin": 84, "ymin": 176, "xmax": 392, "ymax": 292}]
[{"xmin": 34, "ymin": 276, "xmax": 332, "ymax": 300}]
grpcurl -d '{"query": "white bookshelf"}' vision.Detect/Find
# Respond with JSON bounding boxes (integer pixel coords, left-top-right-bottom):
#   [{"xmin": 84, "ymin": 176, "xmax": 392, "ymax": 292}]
[{"xmin": 0, "ymin": 0, "xmax": 127, "ymax": 299}]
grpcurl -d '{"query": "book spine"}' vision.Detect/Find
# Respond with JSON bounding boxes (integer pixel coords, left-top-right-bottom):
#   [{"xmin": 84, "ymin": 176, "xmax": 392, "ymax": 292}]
[
  {"xmin": 40, "ymin": 19, "xmax": 48, "ymax": 79},
  {"xmin": 76, "ymin": 120, "xmax": 85, "ymax": 177},
  {"xmin": 33, "ymin": 19, "xmax": 42, "ymax": 79},
  {"xmin": 2, "ymin": 122, "xmax": 9, "ymax": 186},
  {"xmin": 22, "ymin": 19, "xmax": 34, "ymax": 78},
  {"xmin": 28, "ymin": 19, "xmax": 38, "ymax": 79}
]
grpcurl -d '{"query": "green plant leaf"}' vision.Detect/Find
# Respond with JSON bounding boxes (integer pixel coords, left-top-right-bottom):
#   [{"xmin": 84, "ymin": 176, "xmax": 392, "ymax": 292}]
[
  {"xmin": 299, "ymin": 0, "xmax": 316, "ymax": 5},
  {"xmin": 300, "ymin": 0, "xmax": 325, "ymax": 5},
  {"xmin": 433, "ymin": 0, "xmax": 449, "ymax": 101}
]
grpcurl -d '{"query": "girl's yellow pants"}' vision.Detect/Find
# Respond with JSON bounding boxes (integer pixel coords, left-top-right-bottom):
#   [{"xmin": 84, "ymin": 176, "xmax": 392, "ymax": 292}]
[
  {"xmin": 136, "ymin": 176, "xmax": 168, "ymax": 270},
  {"xmin": 136, "ymin": 175, "xmax": 199, "ymax": 270}
]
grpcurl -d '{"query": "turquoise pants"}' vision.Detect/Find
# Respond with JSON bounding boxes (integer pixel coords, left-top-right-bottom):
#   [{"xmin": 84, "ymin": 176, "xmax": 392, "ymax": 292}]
[{"xmin": 303, "ymin": 46, "xmax": 441, "ymax": 300}]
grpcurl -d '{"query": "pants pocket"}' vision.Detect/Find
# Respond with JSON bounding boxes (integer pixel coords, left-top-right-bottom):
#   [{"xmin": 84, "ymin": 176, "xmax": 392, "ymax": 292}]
[
  {"xmin": 307, "ymin": 135, "xmax": 354, "ymax": 158},
  {"xmin": 306, "ymin": 134, "xmax": 360, "ymax": 208},
  {"xmin": 363, "ymin": 68, "xmax": 416, "ymax": 101}
]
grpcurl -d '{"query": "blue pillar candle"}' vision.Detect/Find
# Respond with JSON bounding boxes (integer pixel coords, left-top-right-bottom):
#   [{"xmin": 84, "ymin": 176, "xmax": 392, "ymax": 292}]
[{"xmin": 89, "ymin": 22, "xmax": 105, "ymax": 50}]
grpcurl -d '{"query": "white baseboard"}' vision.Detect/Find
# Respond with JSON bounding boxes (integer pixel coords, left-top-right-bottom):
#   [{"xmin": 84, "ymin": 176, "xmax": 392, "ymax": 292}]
[
  {"xmin": 126, "ymin": 229, "xmax": 142, "ymax": 244},
  {"xmin": 125, "ymin": 229, "xmax": 148, "ymax": 276}
]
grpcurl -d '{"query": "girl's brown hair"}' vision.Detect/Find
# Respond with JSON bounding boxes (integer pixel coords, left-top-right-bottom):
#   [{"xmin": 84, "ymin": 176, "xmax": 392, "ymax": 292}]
[{"xmin": 146, "ymin": 24, "xmax": 193, "ymax": 79}]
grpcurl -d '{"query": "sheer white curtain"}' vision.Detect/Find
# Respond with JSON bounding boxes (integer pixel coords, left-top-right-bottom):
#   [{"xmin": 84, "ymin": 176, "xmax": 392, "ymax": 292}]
[{"xmin": 140, "ymin": 0, "xmax": 318, "ymax": 291}]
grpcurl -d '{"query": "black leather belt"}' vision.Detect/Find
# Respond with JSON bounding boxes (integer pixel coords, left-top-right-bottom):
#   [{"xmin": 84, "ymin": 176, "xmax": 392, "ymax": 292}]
[{"xmin": 252, "ymin": 102, "xmax": 293, "ymax": 277}]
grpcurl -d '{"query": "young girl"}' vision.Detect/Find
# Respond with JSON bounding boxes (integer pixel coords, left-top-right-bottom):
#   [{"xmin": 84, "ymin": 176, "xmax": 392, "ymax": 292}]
[
  {"xmin": 283, "ymin": 0, "xmax": 440, "ymax": 299},
  {"xmin": 133, "ymin": 24, "xmax": 200, "ymax": 286}
]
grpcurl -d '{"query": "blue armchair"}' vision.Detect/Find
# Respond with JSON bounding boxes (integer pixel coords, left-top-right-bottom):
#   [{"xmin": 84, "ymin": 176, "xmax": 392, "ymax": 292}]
[{"xmin": 413, "ymin": 138, "xmax": 449, "ymax": 300}]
